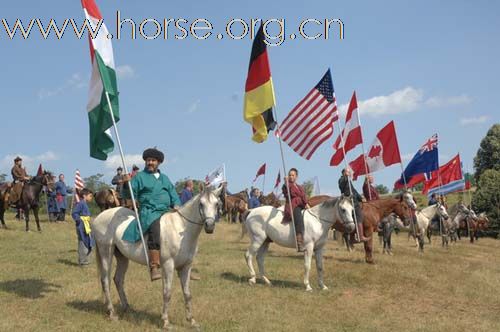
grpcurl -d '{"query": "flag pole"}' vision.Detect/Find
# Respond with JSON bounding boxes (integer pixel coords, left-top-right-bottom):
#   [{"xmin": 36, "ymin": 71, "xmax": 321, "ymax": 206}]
[
  {"xmin": 397, "ymin": 142, "xmax": 419, "ymax": 242},
  {"xmin": 262, "ymin": 172, "xmax": 266, "ymax": 194},
  {"xmin": 105, "ymin": 92, "xmax": 150, "ymax": 269},
  {"xmin": 354, "ymin": 93, "xmax": 372, "ymax": 200},
  {"xmin": 273, "ymin": 108, "xmax": 299, "ymax": 252},
  {"xmin": 335, "ymin": 120, "xmax": 361, "ymax": 241}
]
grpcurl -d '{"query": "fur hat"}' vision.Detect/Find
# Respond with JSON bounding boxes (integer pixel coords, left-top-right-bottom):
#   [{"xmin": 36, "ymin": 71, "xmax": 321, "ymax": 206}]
[{"xmin": 142, "ymin": 148, "xmax": 164, "ymax": 163}]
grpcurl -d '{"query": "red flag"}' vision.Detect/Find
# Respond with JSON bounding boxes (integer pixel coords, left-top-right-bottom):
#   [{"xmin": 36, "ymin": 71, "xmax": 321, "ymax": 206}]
[
  {"xmin": 273, "ymin": 171, "xmax": 281, "ymax": 189},
  {"xmin": 253, "ymin": 163, "xmax": 266, "ymax": 182},
  {"xmin": 422, "ymin": 154, "xmax": 462, "ymax": 194},
  {"xmin": 465, "ymin": 180, "xmax": 471, "ymax": 190},
  {"xmin": 37, "ymin": 164, "xmax": 43, "ymax": 176},
  {"xmin": 330, "ymin": 91, "xmax": 363, "ymax": 166},
  {"xmin": 349, "ymin": 121, "xmax": 401, "ymax": 180},
  {"xmin": 394, "ymin": 173, "xmax": 426, "ymax": 190}
]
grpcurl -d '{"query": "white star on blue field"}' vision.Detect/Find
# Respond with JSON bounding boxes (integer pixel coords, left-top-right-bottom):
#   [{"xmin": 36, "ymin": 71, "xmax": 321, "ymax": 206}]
[{"xmin": 1, "ymin": 0, "xmax": 498, "ymax": 194}]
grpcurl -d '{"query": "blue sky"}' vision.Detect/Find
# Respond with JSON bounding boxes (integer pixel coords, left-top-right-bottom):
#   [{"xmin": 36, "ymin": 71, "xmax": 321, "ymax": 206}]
[{"xmin": 1, "ymin": 0, "xmax": 498, "ymax": 195}]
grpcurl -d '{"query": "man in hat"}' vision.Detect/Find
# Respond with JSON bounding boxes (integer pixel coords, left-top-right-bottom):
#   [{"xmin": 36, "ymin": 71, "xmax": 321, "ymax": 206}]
[
  {"xmin": 55, "ymin": 174, "xmax": 72, "ymax": 221},
  {"xmin": 122, "ymin": 147, "xmax": 181, "ymax": 281},
  {"xmin": 9, "ymin": 156, "xmax": 30, "ymax": 206},
  {"xmin": 339, "ymin": 168, "xmax": 369, "ymax": 243}
]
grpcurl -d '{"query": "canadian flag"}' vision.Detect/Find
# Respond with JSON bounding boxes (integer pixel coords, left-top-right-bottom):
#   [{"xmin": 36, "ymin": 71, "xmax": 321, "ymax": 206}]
[
  {"xmin": 330, "ymin": 92, "xmax": 363, "ymax": 166},
  {"xmin": 349, "ymin": 121, "xmax": 401, "ymax": 180}
]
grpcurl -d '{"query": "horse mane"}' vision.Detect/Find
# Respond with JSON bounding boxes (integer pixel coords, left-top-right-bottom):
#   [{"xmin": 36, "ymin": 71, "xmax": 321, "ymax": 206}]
[{"xmin": 320, "ymin": 197, "xmax": 339, "ymax": 208}]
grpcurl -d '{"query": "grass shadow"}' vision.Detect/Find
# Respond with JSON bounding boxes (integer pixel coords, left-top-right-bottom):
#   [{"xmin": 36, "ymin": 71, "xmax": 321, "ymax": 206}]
[
  {"xmin": 67, "ymin": 300, "xmax": 160, "ymax": 327},
  {"xmin": 0, "ymin": 278, "xmax": 61, "ymax": 299},
  {"xmin": 220, "ymin": 272, "xmax": 303, "ymax": 289},
  {"xmin": 57, "ymin": 258, "xmax": 80, "ymax": 267}
]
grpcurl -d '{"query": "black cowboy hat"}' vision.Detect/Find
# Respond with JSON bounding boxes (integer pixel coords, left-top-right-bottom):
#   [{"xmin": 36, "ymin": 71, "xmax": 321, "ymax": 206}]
[
  {"xmin": 143, "ymin": 148, "xmax": 164, "ymax": 163},
  {"xmin": 14, "ymin": 156, "xmax": 22, "ymax": 162}
]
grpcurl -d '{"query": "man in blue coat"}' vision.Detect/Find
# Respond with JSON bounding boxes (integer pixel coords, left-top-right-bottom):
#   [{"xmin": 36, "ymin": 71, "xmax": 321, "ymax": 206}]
[
  {"xmin": 180, "ymin": 180, "xmax": 194, "ymax": 205},
  {"xmin": 55, "ymin": 174, "xmax": 72, "ymax": 222}
]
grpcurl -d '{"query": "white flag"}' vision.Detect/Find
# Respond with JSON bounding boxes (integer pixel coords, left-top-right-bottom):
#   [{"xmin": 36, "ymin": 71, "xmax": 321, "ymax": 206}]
[{"xmin": 205, "ymin": 164, "xmax": 225, "ymax": 187}]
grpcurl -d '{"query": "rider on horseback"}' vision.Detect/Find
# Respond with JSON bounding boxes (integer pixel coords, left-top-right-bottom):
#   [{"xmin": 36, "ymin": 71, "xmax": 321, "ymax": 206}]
[
  {"xmin": 9, "ymin": 156, "xmax": 30, "ymax": 206},
  {"xmin": 339, "ymin": 168, "xmax": 369, "ymax": 243},
  {"xmin": 121, "ymin": 147, "xmax": 181, "ymax": 281},
  {"xmin": 282, "ymin": 168, "xmax": 309, "ymax": 252}
]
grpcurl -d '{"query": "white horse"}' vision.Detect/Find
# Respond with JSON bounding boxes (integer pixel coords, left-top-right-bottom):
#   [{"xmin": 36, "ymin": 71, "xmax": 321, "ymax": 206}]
[
  {"xmin": 244, "ymin": 196, "xmax": 355, "ymax": 291},
  {"xmin": 92, "ymin": 186, "xmax": 223, "ymax": 330},
  {"xmin": 411, "ymin": 203, "xmax": 449, "ymax": 252}
]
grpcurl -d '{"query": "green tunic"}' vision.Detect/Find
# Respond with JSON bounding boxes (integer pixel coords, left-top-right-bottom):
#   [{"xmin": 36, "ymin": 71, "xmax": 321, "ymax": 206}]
[{"xmin": 122, "ymin": 169, "xmax": 181, "ymax": 242}]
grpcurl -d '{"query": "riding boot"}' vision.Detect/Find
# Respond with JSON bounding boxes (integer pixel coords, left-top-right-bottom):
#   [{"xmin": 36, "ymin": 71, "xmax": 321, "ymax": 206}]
[
  {"xmin": 296, "ymin": 233, "xmax": 306, "ymax": 252},
  {"xmin": 148, "ymin": 250, "xmax": 162, "ymax": 281},
  {"xmin": 354, "ymin": 223, "xmax": 370, "ymax": 243}
]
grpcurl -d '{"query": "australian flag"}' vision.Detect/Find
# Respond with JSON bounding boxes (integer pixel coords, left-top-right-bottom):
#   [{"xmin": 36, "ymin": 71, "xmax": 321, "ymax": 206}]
[{"xmin": 397, "ymin": 134, "xmax": 439, "ymax": 186}]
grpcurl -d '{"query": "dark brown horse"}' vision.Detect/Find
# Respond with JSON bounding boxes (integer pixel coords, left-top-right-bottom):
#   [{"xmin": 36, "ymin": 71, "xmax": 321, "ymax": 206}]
[
  {"xmin": 94, "ymin": 188, "xmax": 120, "ymax": 212},
  {"xmin": 459, "ymin": 212, "xmax": 489, "ymax": 243},
  {"xmin": 259, "ymin": 192, "xmax": 282, "ymax": 208},
  {"xmin": 309, "ymin": 194, "xmax": 414, "ymax": 263},
  {"xmin": 15, "ymin": 172, "xmax": 55, "ymax": 232},
  {"xmin": 0, "ymin": 183, "xmax": 10, "ymax": 228},
  {"xmin": 222, "ymin": 190, "xmax": 248, "ymax": 223}
]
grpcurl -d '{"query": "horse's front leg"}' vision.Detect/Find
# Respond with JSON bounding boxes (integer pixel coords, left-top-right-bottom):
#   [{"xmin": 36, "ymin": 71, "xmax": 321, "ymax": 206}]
[
  {"xmin": 33, "ymin": 207, "xmax": 41, "ymax": 232},
  {"xmin": 364, "ymin": 227, "xmax": 374, "ymax": 264},
  {"xmin": 178, "ymin": 264, "xmax": 200, "ymax": 330},
  {"xmin": 24, "ymin": 206, "xmax": 30, "ymax": 232},
  {"xmin": 162, "ymin": 259, "xmax": 175, "ymax": 331},
  {"xmin": 303, "ymin": 244, "xmax": 314, "ymax": 291},
  {"xmin": 314, "ymin": 248, "xmax": 328, "ymax": 290}
]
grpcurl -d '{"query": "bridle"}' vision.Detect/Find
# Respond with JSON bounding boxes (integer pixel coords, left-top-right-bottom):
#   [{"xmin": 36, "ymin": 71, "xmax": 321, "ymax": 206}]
[
  {"xmin": 306, "ymin": 198, "xmax": 352, "ymax": 226},
  {"xmin": 176, "ymin": 192, "xmax": 218, "ymax": 226}
]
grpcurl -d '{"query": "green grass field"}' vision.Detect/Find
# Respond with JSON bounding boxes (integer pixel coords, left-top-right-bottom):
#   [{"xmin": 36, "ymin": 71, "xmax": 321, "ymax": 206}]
[{"xmin": 1, "ymin": 208, "xmax": 499, "ymax": 332}]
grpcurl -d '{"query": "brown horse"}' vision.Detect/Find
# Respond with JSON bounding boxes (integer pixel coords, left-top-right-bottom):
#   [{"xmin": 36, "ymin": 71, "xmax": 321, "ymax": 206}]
[
  {"xmin": 310, "ymin": 193, "xmax": 415, "ymax": 263},
  {"xmin": 259, "ymin": 192, "xmax": 282, "ymax": 208},
  {"xmin": 222, "ymin": 190, "xmax": 248, "ymax": 223},
  {"xmin": 94, "ymin": 188, "xmax": 120, "ymax": 212},
  {"xmin": 0, "ymin": 183, "xmax": 10, "ymax": 228},
  {"xmin": 460, "ymin": 212, "xmax": 489, "ymax": 243}
]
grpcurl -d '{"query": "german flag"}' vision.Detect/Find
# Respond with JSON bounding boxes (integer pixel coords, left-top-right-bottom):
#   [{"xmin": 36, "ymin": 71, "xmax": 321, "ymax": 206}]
[{"xmin": 244, "ymin": 24, "xmax": 276, "ymax": 143}]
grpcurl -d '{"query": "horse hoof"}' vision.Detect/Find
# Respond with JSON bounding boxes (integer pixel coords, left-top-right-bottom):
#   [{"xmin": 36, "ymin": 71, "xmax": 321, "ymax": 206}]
[
  {"xmin": 262, "ymin": 277, "xmax": 272, "ymax": 286},
  {"xmin": 109, "ymin": 312, "xmax": 119, "ymax": 321},
  {"xmin": 163, "ymin": 323, "xmax": 174, "ymax": 331},
  {"xmin": 191, "ymin": 321, "xmax": 201, "ymax": 331},
  {"xmin": 321, "ymin": 285, "xmax": 329, "ymax": 291},
  {"xmin": 248, "ymin": 277, "xmax": 256, "ymax": 285},
  {"xmin": 365, "ymin": 259, "xmax": 375, "ymax": 265},
  {"xmin": 388, "ymin": 251, "xmax": 394, "ymax": 256},
  {"xmin": 305, "ymin": 285, "xmax": 313, "ymax": 292}
]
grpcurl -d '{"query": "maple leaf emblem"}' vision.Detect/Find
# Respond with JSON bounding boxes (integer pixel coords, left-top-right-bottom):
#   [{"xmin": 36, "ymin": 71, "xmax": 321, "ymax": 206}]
[{"xmin": 368, "ymin": 145, "xmax": 382, "ymax": 158}]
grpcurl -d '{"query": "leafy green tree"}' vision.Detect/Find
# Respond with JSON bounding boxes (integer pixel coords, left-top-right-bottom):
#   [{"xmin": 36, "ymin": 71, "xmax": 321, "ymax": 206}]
[
  {"xmin": 474, "ymin": 124, "xmax": 500, "ymax": 181},
  {"xmin": 472, "ymin": 169, "xmax": 500, "ymax": 230},
  {"xmin": 375, "ymin": 184, "xmax": 389, "ymax": 195},
  {"xmin": 175, "ymin": 178, "xmax": 205, "ymax": 196},
  {"xmin": 83, "ymin": 174, "xmax": 110, "ymax": 193},
  {"xmin": 302, "ymin": 180, "xmax": 314, "ymax": 198}
]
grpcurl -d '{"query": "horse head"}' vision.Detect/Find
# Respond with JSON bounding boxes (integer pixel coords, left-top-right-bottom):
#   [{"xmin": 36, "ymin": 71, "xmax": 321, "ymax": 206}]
[
  {"xmin": 337, "ymin": 195, "xmax": 355, "ymax": 233},
  {"xmin": 198, "ymin": 185, "xmax": 224, "ymax": 234},
  {"xmin": 436, "ymin": 202, "xmax": 449, "ymax": 220},
  {"xmin": 393, "ymin": 199, "xmax": 412, "ymax": 226},
  {"xmin": 42, "ymin": 171, "xmax": 55, "ymax": 192},
  {"xmin": 400, "ymin": 191, "xmax": 417, "ymax": 210}
]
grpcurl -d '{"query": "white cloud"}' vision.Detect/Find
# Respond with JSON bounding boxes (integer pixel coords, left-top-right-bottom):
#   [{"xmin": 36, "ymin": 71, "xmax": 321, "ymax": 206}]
[
  {"xmin": 38, "ymin": 73, "xmax": 87, "ymax": 100},
  {"xmin": 460, "ymin": 116, "xmax": 489, "ymax": 126},
  {"xmin": 116, "ymin": 65, "xmax": 135, "ymax": 79},
  {"xmin": 187, "ymin": 99, "xmax": 201, "ymax": 113},
  {"xmin": 340, "ymin": 87, "xmax": 471, "ymax": 117},
  {"xmin": 104, "ymin": 154, "xmax": 143, "ymax": 171},
  {"xmin": 0, "ymin": 151, "xmax": 60, "ymax": 174}
]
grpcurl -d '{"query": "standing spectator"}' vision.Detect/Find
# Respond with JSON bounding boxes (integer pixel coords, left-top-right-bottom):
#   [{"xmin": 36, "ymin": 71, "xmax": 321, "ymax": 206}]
[
  {"xmin": 112, "ymin": 167, "xmax": 125, "ymax": 204},
  {"xmin": 71, "ymin": 188, "xmax": 95, "ymax": 266},
  {"xmin": 47, "ymin": 176, "xmax": 58, "ymax": 222},
  {"xmin": 121, "ymin": 165, "xmax": 140, "ymax": 209},
  {"xmin": 180, "ymin": 180, "xmax": 194, "ymax": 205},
  {"xmin": 249, "ymin": 188, "xmax": 262, "ymax": 209},
  {"xmin": 55, "ymin": 174, "xmax": 72, "ymax": 222}
]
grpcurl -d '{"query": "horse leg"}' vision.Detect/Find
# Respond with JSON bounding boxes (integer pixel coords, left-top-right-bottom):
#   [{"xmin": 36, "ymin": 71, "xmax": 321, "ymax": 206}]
[
  {"xmin": 364, "ymin": 228, "xmax": 374, "ymax": 264},
  {"xmin": 178, "ymin": 264, "xmax": 200, "ymax": 330},
  {"xmin": 33, "ymin": 207, "xmax": 41, "ymax": 232},
  {"xmin": 245, "ymin": 240, "xmax": 263, "ymax": 285},
  {"xmin": 470, "ymin": 231, "xmax": 474, "ymax": 243},
  {"xmin": 113, "ymin": 250, "xmax": 130, "ymax": 312},
  {"xmin": 24, "ymin": 206, "xmax": 30, "ymax": 232},
  {"xmin": 97, "ymin": 245, "xmax": 117, "ymax": 320},
  {"xmin": 343, "ymin": 232, "xmax": 352, "ymax": 252},
  {"xmin": 387, "ymin": 231, "xmax": 394, "ymax": 256},
  {"xmin": 161, "ymin": 259, "xmax": 175, "ymax": 331},
  {"xmin": 427, "ymin": 228, "xmax": 432, "ymax": 245},
  {"xmin": 314, "ymin": 248, "xmax": 328, "ymax": 290},
  {"xmin": 303, "ymin": 244, "xmax": 314, "ymax": 291},
  {"xmin": 256, "ymin": 241, "xmax": 271, "ymax": 286}
]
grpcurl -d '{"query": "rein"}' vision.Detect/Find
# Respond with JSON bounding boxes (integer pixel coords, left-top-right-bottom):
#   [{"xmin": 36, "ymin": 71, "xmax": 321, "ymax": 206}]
[
  {"xmin": 176, "ymin": 208, "xmax": 204, "ymax": 226},
  {"xmin": 306, "ymin": 201, "xmax": 343, "ymax": 225}
]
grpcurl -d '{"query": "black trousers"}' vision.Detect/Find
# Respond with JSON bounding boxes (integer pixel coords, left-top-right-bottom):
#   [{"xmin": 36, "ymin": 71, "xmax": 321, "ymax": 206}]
[
  {"xmin": 147, "ymin": 219, "xmax": 161, "ymax": 250},
  {"xmin": 293, "ymin": 207, "xmax": 304, "ymax": 236},
  {"xmin": 57, "ymin": 209, "xmax": 66, "ymax": 221},
  {"xmin": 354, "ymin": 203, "xmax": 363, "ymax": 225}
]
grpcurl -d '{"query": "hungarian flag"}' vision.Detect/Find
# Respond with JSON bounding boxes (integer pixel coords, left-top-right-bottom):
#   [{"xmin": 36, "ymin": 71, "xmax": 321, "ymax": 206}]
[
  {"xmin": 253, "ymin": 163, "xmax": 266, "ymax": 182},
  {"xmin": 349, "ymin": 121, "xmax": 401, "ymax": 180},
  {"xmin": 82, "ymin": 0, "xmax": 120, "ymax": 160},
  {"xmin": 422, "ymin": 154, "xmax": 463, "ymax": 194},
  {"xmin": 243, "ymin": 24, "xmax": 276, "ymax": 143},
  {"xmin": 330, "ymin": 91, "xmax": 362, "ymax": 166}
]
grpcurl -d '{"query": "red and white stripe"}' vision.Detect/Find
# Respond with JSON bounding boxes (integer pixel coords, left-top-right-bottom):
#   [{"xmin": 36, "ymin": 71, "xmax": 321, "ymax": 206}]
[
  {"xmin": 279, "ymin": 89, "xmax": 338, "ymax": 160},
  {"xmin": 74, "ymin": 169, "xmax": 85, "ymax": 202}
]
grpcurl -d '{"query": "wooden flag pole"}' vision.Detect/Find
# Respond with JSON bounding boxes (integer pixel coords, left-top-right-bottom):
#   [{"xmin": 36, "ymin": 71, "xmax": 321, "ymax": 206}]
[
  {"xmin": 354, "ymin": 97, "xmax": 373, "ymax": 201},
  {"xmin": 105, "ymin": 92, "xmax": 150, "ymax": 269}
]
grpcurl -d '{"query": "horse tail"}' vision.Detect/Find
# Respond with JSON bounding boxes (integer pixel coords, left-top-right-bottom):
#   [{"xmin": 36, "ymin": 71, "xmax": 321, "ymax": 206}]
[{"xmin": 240, "ymin": 210, "xmax": 251, "ymax": 240}]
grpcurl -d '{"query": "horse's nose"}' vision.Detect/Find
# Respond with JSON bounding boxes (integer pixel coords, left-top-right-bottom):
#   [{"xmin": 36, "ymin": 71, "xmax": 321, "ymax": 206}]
[
  {"xmin": 204, "ymin": 218, "xmax": 215, "ymax": 234},
  {"xmin": 345, "ymin": 223, "xmax": 355, "ymax": 234}
]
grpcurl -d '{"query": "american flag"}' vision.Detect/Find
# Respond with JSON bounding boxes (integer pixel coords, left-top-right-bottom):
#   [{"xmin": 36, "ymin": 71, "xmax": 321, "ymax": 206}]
[
  {"xmin": 279, "ymin": 69, "xmax": 338, "ymax": 160},
  {"xmin": 74, "ymin": 169, "xmax": 85, "ymax": 202}
]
